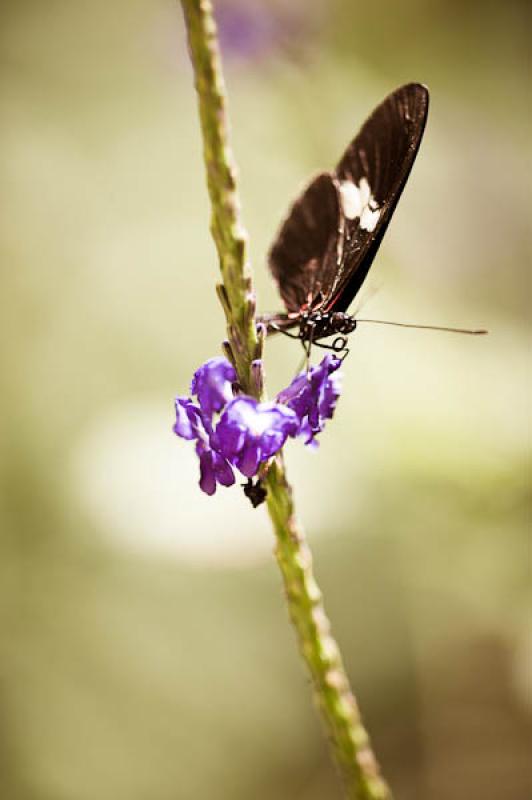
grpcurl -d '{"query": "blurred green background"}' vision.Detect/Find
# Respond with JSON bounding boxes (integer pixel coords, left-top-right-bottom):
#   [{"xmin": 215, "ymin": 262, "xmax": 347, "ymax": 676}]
[{"xmin": 1, "ymin": 1, "xmax": 529, "ymax": 798}]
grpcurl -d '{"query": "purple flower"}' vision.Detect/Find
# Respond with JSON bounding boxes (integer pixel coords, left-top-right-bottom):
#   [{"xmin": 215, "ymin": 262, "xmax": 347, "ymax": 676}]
[
  {"xmin": 173, "ymin": 353, "xmax": 342, "ymax": 502},
  {"xmin": 195, "ymin": 440, "xmax": 235, "ymax": 496},
  {"xmin": 215, "ymin": 4, "xmax": 315, "ymax": 64},
  {"xmin": 191, "ymin": 357, "xmax": 237, "ymax": 417},
  {"xmin": 277, "ymin": 355, "xmax": 342, "ymax": 445},
  {"xmin": 173, "ymin": 397, "xmax": 205, "ymax": 441},
  {"xmin": 215, "ymin": 396, "xmax": 299, "ymax": 477},
  {"xmin": 173, "ymin": 397, "xmax": 235, "ymax": 495},
  {"xmin": 217, "ymin": 5, "xmax": 276, "ymax": 60}
]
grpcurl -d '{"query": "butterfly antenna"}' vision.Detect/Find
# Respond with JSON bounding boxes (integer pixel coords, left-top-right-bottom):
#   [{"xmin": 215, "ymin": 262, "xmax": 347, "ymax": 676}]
[{"xmin": 355, "ymin": 319, "xmax": 488, "ymax": 335}]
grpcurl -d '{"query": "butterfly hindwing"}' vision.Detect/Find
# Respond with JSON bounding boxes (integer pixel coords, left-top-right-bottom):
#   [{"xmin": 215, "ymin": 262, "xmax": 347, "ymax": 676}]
[{"xmin": 268, "ymin": 172, "xmax": 341, "ymax": 314}]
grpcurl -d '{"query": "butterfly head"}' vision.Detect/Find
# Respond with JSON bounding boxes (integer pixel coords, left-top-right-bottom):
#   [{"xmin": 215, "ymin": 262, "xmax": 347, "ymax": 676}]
[{"xmin": 299, "ymin": 310, "xmax": 357, "ymax": 343}]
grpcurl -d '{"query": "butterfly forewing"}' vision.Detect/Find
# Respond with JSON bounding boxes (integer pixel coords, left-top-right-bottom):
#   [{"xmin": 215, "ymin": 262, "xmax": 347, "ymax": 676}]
[
  {"xmin": 326, "ymin": 83, "xmax": 429, "ymax": 311},
  {"xmin": 268, "ymin": 172, "xmax": 341, "ymax": 314}
]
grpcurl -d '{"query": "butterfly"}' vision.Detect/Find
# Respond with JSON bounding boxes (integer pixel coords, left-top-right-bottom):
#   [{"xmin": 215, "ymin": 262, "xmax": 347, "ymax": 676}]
[{"xmin": 259, "ymin": 83, "xmax": 430, "ymax": 356}]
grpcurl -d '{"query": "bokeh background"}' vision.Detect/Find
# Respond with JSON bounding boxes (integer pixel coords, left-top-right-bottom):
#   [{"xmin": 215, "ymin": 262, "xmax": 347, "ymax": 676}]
[{"xmin": 1, "ymin": 1, "xmax": 530, "ymax": 798}]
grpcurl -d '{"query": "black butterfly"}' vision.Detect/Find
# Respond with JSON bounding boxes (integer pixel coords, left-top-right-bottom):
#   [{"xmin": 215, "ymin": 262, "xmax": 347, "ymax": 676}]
[{"xmin": 259, "ymin": 83, "xmax": 430, "ymax": 355}]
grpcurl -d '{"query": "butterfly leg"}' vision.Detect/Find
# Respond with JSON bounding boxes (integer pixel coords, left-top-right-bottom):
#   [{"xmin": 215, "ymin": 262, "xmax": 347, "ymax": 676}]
[
  {"xmin": 268, "ymin": 322, "xmax": 301, "ymax": 341},
  {"xmin": 308, "ymin": 336, "xmax": 350, "ymax": 361},
  {"xmin": 332, "ymin": 335, "xmax": 350, "ymax": 361},
  {"xmin": 294, "ymin": 351, "xmax": 307, "ymax": 375},
  {"xmin": 268, "ymin": 321, "xmax": 311, "ymax": 374},
  {"xmin": 302, "ymin": 322, "xmax": 317, "ymax": 375}
]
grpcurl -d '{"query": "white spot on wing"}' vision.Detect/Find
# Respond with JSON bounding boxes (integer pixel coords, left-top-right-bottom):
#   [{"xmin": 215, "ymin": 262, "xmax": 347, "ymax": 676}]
[
  {"xmin": 339, "ymin": 181, "xmax": 362, "ymax": 219},
  {"xmin": 360, "ymin": 206, "xmax": 380, "ymax": 232},
  {"xmin": 358, "ymin": 177, "xmax": 371, "ymax": 208},
  {"xmin": 339, "ymin": 178, "xmax": 381, "ymax": 231}
]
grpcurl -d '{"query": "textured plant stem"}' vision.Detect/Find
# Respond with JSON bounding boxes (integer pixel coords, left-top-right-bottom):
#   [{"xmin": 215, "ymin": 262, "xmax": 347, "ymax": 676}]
[
  {"xmin": 265, "ymin": 460, "xmax": 391, "ymax": 800},
  {"xmin": 179, "ymin": 2, "xmax": 392, "ymax": 797},
  {"xmin": 180, "ymin": 0, "xmax": 259, "ymax": 394}
]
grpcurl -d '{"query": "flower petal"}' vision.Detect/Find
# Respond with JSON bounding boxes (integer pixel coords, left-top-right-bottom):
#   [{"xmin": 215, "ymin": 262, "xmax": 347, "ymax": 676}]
[
  {"xmin": 173, "ymin": 397, "xmax": 209, "ymax": 441},
  {"xmin": 198, "ymin": 449, "xmax": 217, "ymax": 495},
  {"xmin": 277, "ymin": 355, "xmax": 342, "ymax": 444},
  {"xmin": 191, "ymin": 357, "xmax": 237, "ymax": 416},
  {"xmin": 216, "ymin": 396, "xmax": 298, "ymax": 477},
  {"xmin": 237, "ymin": 440, "xmax": 262, "ymax": 477},
  {"xmin": 213, "ymin": 451, "xmax": 236, "ymax": 487}
]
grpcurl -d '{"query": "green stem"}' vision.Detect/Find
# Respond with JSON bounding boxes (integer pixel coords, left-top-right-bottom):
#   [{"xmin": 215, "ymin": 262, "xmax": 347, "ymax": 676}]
[
  {"xmin": 180, "ymin": 0, "xmax": 259, "ymax": 393},
  {"xmin": 265, "ymin": 460, "xmax": 391, "ymax": 799},
  {"xmin": 179, "ymin": 2, "xmax": 392, "ymax": 797}
]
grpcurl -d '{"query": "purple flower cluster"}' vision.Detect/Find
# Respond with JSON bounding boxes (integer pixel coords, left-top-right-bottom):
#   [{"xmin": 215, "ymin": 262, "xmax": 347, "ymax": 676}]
[
  {"xmin": 173, "ymin": 355, "xmax": 342, "ymax": 497},
  {"xmin": 278, "ymin": 355, "xmax": 342, "ymax": 446}
]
